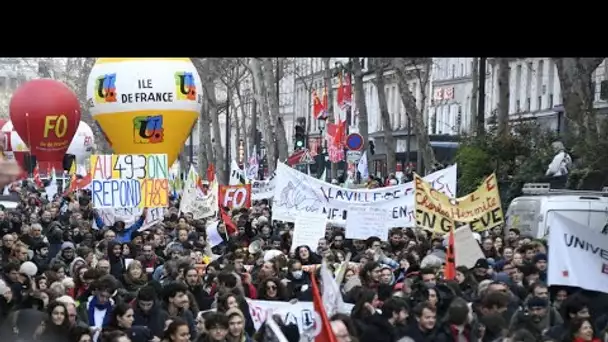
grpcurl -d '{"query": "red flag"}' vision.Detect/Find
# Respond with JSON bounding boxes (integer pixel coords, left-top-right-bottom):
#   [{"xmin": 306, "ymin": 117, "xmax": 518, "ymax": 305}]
[
  {"xmin": 444, "ymin": 227, "xmax": 456, "ymax": 281},
  {"xmin": 336, "ymin": 74, "xmax": 344, "ymax": 109},
  {"xmin": 220, "ymin": 207, "xmax": 237, "ymax": 236},
  {"xmin": 332, "ymin": 120, "xmax": 346, "ymax": 147},
  {"xmin": 342, "ymin": 74, "xmax": 352, "ymax": 109},
  {"xmin": 33, "ymin": 166, "xmax": 43, "ymax": 188},
  {"xmin": 310, "ymin": 270, "xmax": 338, "ymax": 342},
  {"xmin": 206, "ymin": 163, "xmax": 216, "ymax": 183},
  {"xmin": 312, "ymin": 89, "xmax": 326, "ymax": 120},
  {"xmin": 64, "ymin": 172, "xmax": 92, "ymax": 195}
]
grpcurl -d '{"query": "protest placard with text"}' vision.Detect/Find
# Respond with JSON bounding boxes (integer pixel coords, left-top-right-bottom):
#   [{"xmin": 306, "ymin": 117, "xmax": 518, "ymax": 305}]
[
  {"xmin": 90, "ymin": 154, "xmax": 169, "ymax": 208},
  {"xmin": 414, "ymin": 172, "xmax": 503, "ymax": 234}
]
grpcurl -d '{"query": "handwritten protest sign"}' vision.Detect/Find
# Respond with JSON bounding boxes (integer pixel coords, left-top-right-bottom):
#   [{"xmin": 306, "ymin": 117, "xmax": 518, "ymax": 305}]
[
  {"xmin": 90, "ymin": 154, "xmax": 169, "ymax": 208},
  {"xmin": 291, "ymin": 212, "xmax": 327, "ymax": 252},
  {"xmin": 345, "ymin": 205, "xmax": 390, "ymax": 240},
  {"xmin": 179, "ymin": 166, "xmax": 217, "ymax": 219},
  {"xmin": 415, "ymin": 173, "xmax": 504, "ymax": 234},
  {"xmin": 272, "ymin": 162, "xmax": 457, "ymax": 227}
]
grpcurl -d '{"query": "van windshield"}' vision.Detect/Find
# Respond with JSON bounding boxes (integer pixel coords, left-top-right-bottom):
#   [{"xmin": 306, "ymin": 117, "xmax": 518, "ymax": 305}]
[{"xmin": 506, "ymin": 199, "xmax": 540, "ymax": 237}]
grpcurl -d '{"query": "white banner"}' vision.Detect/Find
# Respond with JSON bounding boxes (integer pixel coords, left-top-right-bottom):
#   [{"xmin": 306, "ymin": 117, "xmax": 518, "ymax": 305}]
[
  {"xmin": 179, "ymin": 166, "xmax": 217, "ymax": 219},
  {"xmin": 548, "ymin": 213, "xmax": 608, "ymax": 293},
  {"xmin": 246, "ymin": 299, "xmax": 353, "ymax": 333},
  {"xmin": 272, "ymin": 163, "xmax": 457, "ymax": 227},
  {"xmin": 94, "ymin": 207, "xmax": 164, "ymax": 231},
  {"xmin": 230, "ymin": 159, "xmax": 247, "ymax": 185},
  {"xmin": 251, "ymin": 179, "xmax": 275, "ymax": 201}
]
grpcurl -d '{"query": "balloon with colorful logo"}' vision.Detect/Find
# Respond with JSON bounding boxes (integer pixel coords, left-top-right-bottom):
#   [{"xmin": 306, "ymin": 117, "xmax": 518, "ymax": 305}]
[
  {"xmin": 86, "ymin": 58, "xmax": 202, "ymax": 165},
  {"xmin": 9, "ymin": 79, "xmax": 81, "ymax": 170}
]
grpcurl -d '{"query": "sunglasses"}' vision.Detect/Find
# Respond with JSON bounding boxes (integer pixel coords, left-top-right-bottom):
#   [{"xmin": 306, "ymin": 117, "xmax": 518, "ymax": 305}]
[{"xmin": 267, "ymin": 285, "xmax": 277, "ymax": 290}]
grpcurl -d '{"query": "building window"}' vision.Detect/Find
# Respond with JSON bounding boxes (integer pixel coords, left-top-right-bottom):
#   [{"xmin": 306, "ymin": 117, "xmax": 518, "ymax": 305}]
[
  {"xmin": 460, "ymin": 63, "xmax": 464, "ymax": 77},
  {"xmin": 526, "ymin": 97, "xmax": 531, "ymax": 112},
  {"xmin": 0, "ymin": 77, "xmax": 6, "ymax": 91},
  {"xmin": 451, "ymin": 64, "xmax": 456, "ymax": 78},
  {"xmin": 549, "ymin": 94, "xmax": 554, "ymax": 108},
  {"xmin": 537, "ymin": 96, "xmax": 542, "ymax": 110},
  {"xmin": 9, "ymin": 78, "xmax": 18, "ymax": 90}
]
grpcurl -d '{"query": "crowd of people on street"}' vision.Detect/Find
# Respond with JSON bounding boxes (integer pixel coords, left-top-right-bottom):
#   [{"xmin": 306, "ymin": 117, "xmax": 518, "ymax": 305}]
[{"xmin": 0, "ymin": 164, "xmax": 605, "ymax": 342}]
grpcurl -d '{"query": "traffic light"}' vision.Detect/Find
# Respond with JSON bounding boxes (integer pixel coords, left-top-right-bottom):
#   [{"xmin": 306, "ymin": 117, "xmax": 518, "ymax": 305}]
[{"xmin": 294, "ymin": 125, "xmax": 306, "ymax": 150}]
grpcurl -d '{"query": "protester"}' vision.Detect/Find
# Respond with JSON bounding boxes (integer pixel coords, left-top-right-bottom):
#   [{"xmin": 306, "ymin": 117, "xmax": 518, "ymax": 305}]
[{"xmin": 0, "ymin": 157, "xmax": 604, "ymax": 342}]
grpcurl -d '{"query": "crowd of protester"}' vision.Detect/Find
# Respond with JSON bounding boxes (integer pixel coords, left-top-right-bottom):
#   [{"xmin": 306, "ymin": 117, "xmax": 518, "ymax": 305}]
[{"xmin": 0, "ymin": 175, "xmax": 605, "ymax": 342}]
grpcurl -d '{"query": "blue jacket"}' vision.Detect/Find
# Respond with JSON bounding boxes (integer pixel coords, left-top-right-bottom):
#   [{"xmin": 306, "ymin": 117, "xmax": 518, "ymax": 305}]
[{"xmin": 93, "ymin": 213, "xmax": 145, "ymax": 243}]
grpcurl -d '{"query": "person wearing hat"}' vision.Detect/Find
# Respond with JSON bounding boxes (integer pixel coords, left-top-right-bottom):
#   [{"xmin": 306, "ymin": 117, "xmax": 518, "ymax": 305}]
[
  {"xmin": 533, "ymin": 253, "xmax": 548, "ymax": 282},
  {"xmin": 508, "ymin": 296, "xmax": 562, "ymax": 339},
  {"xmin": 50, "ymin": 241, "xmax": 77, "ymax": 269},
  {"xmin": 472, "ymin": 258, "xmax": 492, "ymax": 283}
]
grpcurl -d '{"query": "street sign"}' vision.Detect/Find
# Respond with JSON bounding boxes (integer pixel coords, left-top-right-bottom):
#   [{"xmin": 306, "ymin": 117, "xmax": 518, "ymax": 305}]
[
  {"xmin": 346, "ymin": 133, "xmax": 364, "ymax": 151},
  {"xmin": 299, "ymin": 150, "xmax": 315, "ymax": 164},
  {"xmin": 346, "ymin": 150, "xmax": 362, "ymax": 163}
]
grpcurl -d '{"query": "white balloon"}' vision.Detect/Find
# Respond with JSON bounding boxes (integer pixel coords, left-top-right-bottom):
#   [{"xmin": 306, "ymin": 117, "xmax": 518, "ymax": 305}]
[
  {"xmin": 68, "ymin": 121, "xmax": 95, "ymax": 162},
  {"xmin": 1, "ymin": 121, "xmax": 28, "ymax": 153}
]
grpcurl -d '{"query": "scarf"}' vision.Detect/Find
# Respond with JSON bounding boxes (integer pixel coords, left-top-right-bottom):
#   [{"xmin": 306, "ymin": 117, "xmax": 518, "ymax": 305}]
[{"xmin": 87, "ymin": 295, "xmax": 113, "ymax": 327}]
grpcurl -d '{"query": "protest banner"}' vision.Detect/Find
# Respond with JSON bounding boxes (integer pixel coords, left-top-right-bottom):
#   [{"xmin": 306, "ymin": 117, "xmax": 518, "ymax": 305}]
[
  {"xmin": 414, "ymin": 172, "xmax": 503, "ymax": 234},
  {"xmin": 90, "ymin": 154, "xmax": 169, "ymax": 208},
  {"xmin": 246, "ymin": 299, "xmax": 353, "ymax": 332},
  {"xmin": 251, "ymin": 178, "xmax": 275, "ymax": 200},
  {"xmin": 548, "ymin": 213, "xmax": 608, "ymax": 293},
  {"xmin": 179, "ymin": 166, "xmax": 217, "ymax": 219},
  {"xmin": 272, "ymin": 162, "xmax": 457, "ymax": 227},
  {"xmin": 219, "ymin": 184, "xmax": 252, "ymax": 209},
  {"xmin": 94, "ymin": 207, "xmax": 164, "ymax": 231}
]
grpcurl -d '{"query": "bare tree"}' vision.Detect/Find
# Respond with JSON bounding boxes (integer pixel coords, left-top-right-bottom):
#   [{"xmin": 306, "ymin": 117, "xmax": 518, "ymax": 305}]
[
  {"xmin": 249, "ymin": 58, "xmax": 277, "ymax": 173},
  {"xmin": 393, "ymin": 58, "xmax": 437, "ymax": 171},
  {"xmin": 496, "ymin": 58, "xmax": 510, "ymax": 139},
  {"xmin": 351, "ymin": 58, "xmax": 371, "ymax": 167},
  {"xmin": 370, "ymin": 58, "xmax": 396, "ymax": 174},
  {"xmin": 261, "ymin": 58, "xmax": 289, "ymax": 161},
  {"xmin": 199, "ymin": 59, "xmax": 227, "ymax": 183},
  {"xmin": 554, "ymin": 58, "xmax": 604, "ymax": 146},
  {"xmin": 291, "ymin": 58, "xmax": 316, "ymax": 135},
  {"xmin": 191, "ymin": 59, "xmax": 216, "ymax": 178},
  {"xmin": 470, "ymin": 58, "xmax": 479, "ymax": 133}
]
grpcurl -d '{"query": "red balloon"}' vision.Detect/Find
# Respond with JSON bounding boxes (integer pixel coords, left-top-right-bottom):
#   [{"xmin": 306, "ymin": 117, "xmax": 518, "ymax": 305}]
[{"xmin": 10, "ymin": 79, "xmax": 81, "ymax": 169}]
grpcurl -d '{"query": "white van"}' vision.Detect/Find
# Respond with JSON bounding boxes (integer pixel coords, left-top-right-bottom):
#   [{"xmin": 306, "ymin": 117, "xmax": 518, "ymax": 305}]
[{"xmin": 505, "ymin": 183, "xmax": 608, "ymax": 239}]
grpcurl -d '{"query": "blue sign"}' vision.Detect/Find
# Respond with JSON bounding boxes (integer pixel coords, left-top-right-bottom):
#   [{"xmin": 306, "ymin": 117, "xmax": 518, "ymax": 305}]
[{"xmin": 346, "ymin": 133, "xmax": 364, "ymax": 151}]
